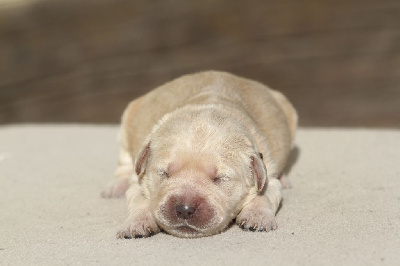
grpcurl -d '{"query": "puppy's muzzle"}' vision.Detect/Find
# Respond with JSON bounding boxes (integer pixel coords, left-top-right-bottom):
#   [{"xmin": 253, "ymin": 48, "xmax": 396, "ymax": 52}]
[{"xmin": 157, "ymin": 188, "xmax": 221, "ymax": 235}]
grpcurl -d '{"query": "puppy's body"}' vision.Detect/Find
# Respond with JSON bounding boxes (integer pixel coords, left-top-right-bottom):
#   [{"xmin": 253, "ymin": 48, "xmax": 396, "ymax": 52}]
[{"xmin": 102, "ymin": 71, "xmax": 297, "ymax": 238}]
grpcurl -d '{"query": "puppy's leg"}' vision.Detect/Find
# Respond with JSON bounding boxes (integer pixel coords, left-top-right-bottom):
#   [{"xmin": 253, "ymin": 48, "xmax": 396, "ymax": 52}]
[
  {"xmin": 101, "ymin": 145, "xmax": 132, "ymax": 198},
  {"xmin": 117, "ymin": 182, "xmax": 160, "ymax": 238},
  {"xmin": 102, "ymin": 96, "xmax": 146, "ymax": 198},
  {"xmin": 236, "ymin": 178, "xmax": 282, "ymax": 231}
]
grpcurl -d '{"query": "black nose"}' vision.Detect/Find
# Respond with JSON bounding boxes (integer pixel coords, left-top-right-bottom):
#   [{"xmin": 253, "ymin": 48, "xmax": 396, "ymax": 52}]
[{"xmin": 176, "ymin": 205, "xmax": 196, "ymax": 219}]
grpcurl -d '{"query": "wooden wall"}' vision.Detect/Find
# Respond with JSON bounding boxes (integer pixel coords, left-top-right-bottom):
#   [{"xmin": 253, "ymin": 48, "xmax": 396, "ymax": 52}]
[{"xmin": 1, "ymin": 0, "xmax": 399, "ymax": 127}]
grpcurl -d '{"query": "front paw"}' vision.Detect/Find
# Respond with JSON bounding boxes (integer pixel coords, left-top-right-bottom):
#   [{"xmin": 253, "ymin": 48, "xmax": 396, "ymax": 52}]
[
  {"xmin": 117, "ymin": 213, "xmax": 160, "ymax": 239},
  {"xmin": 236, "ymin": 206, "xmax": 277, "ymax": 232}
]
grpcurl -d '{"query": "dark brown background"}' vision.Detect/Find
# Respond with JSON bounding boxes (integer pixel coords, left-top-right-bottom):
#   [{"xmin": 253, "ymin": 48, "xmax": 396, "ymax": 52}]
[{"xmin": 1, "ymin": 0, "xmax": 399, "ymax": 127}]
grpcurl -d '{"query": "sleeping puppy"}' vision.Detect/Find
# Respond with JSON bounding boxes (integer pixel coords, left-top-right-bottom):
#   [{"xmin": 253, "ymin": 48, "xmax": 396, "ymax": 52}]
[{"xmin": 101, "ymin": 71, "xmax": 297, "ymax": 238}]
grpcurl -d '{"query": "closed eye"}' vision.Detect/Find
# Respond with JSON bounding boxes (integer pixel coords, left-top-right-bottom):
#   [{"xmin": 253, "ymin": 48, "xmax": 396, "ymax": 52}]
[{"xmin": 213, "ymin": 174, "xmax": 228, "ymax": 184}]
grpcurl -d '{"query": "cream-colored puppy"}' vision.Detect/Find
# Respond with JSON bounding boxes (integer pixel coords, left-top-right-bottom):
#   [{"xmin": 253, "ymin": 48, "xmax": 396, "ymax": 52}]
[{"xmin": 101, "ymin": 71, "xmax": 297, "ymax": 238}]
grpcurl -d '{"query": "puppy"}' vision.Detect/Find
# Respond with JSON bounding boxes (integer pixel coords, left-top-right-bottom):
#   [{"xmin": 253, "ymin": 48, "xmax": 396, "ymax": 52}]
[{"xmin": 101, "ymin": 71, "xmax": 297, "ymax": 238}]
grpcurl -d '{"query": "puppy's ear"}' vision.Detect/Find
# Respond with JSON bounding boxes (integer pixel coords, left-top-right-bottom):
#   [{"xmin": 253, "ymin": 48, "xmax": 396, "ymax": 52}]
[
  {"xmin": 250, "ymin": 155, "xmax": 268, "ymax": 193},
  {"xmin": 135, "ymin": 142, "xmax": 151, "ymax": 176}
]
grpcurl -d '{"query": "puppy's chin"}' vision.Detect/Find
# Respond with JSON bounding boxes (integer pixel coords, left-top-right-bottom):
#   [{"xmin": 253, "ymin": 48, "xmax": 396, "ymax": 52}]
[
  {"xmin": 155, "ymin": 210, "xmax": 228, "ymax": 238},
  {"xmin": 160, "ymin": 222, "xmax": 226, "ymax": 238}
]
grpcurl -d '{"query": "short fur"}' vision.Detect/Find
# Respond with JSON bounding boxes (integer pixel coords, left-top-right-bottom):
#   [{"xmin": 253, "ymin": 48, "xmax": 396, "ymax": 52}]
[{"xmin": 101, "ymin": 71, "xmax": 298, "ymax": 238}]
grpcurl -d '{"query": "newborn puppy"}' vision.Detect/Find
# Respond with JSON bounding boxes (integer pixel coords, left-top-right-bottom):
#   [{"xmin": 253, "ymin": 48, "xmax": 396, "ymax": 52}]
[{"xmin": 101, "ymin": 71, "xmax": 297, "ymax": 238}]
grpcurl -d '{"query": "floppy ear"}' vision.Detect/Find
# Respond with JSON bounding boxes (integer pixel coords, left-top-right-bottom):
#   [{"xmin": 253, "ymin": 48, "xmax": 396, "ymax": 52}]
[
  {"xmin": 250, "ymin": 155, "xmax": 268, "ymax": 193},
  {"xmin": 135, "ymin": 142, "xmax": 151, "ymax": 176}
]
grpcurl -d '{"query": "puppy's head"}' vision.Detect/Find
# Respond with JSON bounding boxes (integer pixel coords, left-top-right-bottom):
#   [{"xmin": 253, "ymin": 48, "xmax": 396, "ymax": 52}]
[{"xmin": 135, "ymin": 107, "xmax": 269, "ymax": 237}]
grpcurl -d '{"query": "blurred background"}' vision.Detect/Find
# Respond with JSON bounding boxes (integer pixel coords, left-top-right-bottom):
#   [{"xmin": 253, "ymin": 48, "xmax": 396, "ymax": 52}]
[{"xmin": 0, "ymin": 0, "xmax": 399, "ymax": 127}]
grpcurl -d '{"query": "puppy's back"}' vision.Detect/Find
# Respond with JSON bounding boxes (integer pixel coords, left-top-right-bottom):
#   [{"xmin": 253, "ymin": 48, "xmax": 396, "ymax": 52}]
[{"xmin": 121, "ymin": 71, "xmax": 297, "ymax": 172}]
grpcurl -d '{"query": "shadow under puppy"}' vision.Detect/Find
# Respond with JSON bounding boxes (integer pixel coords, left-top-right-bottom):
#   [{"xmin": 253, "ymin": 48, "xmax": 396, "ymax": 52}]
[{"xmin": 101, "ymin": 71, "xmax": 298, "ymax": 238}]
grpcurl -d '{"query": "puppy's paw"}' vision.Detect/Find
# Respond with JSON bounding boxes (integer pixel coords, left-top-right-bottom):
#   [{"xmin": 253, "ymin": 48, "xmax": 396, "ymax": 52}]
[
  {"xmin": 236, "ymin": 206, "xmax": 277, "ymax": 232},
  {"xmin": 101, "ymin": 178, "xmax": 130, "ymax": 198},
  {"xmin": 117, "ymin": 212, "xmax": 160, "ymax": 239},
  {"xmin": 279, "ymin": 175, "xmax": 293, "ymax": 189}
]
